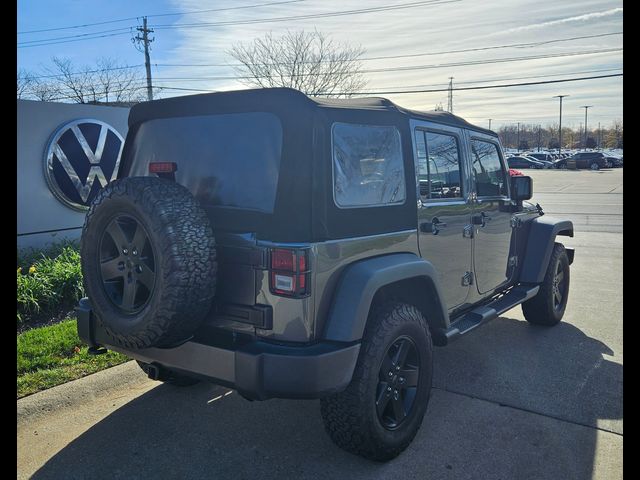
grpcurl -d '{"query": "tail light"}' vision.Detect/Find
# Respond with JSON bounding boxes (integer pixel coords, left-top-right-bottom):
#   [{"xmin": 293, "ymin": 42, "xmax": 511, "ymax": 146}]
[
  {"xmin": 269, "ymin": 248, "xmax": 310, "ymax": 298},
  {"xmin": 149, "ymin": 162, "xmax": 177, "ymax": 180},
  {"xmin": 149, "ymin": 162, "xmax": 177, "ymax": 173}
]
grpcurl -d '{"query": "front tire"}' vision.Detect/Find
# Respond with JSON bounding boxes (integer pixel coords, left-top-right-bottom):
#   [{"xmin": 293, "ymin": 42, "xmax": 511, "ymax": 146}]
[
  {"xmin": 320, "ymin": 303, "xmax": 433, "ymax": 462},
  {"xmin": 522, "ymin": 243, "xmax": 570, "ymax": 326},
  {"xmin": 590, "ymin": 162, "xmax": 600, "ymax": 170}
]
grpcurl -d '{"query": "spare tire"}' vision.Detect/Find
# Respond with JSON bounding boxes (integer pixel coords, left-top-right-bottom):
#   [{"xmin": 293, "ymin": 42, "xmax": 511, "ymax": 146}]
[{"xmin": 80, "ymin": 176, "xmax": 217, "ymax": 349}]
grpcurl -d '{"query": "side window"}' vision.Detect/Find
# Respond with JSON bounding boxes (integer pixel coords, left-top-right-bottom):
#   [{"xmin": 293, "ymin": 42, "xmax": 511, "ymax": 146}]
[
  {"xmin": 332, "ymin": 123, "xmax": 405, "ymax": 207},
  {"xmin": 470, "ymin": 139, "xmax": 508, "ymax": 197},
  {"xmin": 414, "ymin": 129, "xmax": 463, "ymax": 200}
]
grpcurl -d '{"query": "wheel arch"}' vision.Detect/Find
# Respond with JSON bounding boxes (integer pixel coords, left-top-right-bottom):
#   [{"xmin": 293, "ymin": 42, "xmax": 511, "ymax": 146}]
[
  {"xmin": 322, "ymin": 253, "xmax": 449, "ymax": 345},
  {"xmin": 519, "ymin": 215, "xmax": 574, "ymax": 284}
]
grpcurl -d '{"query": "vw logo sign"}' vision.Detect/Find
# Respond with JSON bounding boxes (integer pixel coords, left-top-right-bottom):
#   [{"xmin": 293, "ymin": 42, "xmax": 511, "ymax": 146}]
[{"xmin": 44, "ymin": 119, "xmax": 125, "ymax": 211}]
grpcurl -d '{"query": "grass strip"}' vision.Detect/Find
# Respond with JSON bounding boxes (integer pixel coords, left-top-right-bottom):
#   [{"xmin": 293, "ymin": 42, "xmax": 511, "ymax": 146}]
[{"xmin": 17, "ymin": 318, "xmax": 129, "ymax": 398}]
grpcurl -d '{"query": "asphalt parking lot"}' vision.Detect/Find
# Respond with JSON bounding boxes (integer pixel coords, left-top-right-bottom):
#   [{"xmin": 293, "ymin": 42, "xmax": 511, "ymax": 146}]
[{"xmin": 17, "ymin": 168, "xmax": 623, "ymax": 480}]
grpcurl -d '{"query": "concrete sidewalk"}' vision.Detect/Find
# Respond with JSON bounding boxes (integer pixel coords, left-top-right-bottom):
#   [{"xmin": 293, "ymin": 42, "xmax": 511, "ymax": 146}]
[{"xmin": 18, "ymin": 359, "xmax": 621, "ymax": 480}]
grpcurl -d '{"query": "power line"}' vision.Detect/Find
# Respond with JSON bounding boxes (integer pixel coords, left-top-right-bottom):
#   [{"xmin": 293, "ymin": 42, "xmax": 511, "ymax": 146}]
[
  {"xmin": 155, "ymin": 31, "xmax": 622, "ymax": 68},
  {"xmin": 41, "ymin": 72, "xmax": 622, "ymax": 103},
  {"xmin": 151, "ymin": 72, "xmax": 622, "ymax": 95},
  {"xmin": 366, "ymin": 67, "xmax": 623, "ymax": 90},
  {"xmin": 28, "ymin": 64, "xmax": 145, "ymax": 80},
  {"xmin": 18, "ymin": 0, "xmax": 307, "ymax": 34},
  {"xmin": 16, "ymin": 0, "xmax": 459, "ymax": 48},
  {"xmin": 152, "ymin": 0, "xmax": 462, "ymax": 29},
  {"xmin": 18, "ymin": 27, "xmax": 132, "ymax": 45},
  {"xmin": 151, "ymin": 48, "xmax": 622, "ymax": 81},
  {"xmin": 17, "ymin": 31, "xmax": 133, "ymax": 48},
  {"xmin": 45, "ymin": 85, "xmax": 148, "ymax": 102}
]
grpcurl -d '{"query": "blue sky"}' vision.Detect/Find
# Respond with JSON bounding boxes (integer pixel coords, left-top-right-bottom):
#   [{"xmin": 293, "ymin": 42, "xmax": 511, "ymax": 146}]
[{"xmin": 17, "ymin": 0, "xmax": 622, "ymax": 130}]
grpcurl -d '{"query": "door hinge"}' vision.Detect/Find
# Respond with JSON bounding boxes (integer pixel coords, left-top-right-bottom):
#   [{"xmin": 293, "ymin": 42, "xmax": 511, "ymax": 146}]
[
  {"xmin": 508, "ymin": 256, "xmax": 518, "ymax": 267},
  {"xmin": 463, "ymin": 224, "xmax": 474, "ymax": 238},
  {"xmin": 461, "ymin": 271, "xmax": 474, "ymax": 286},
  {"xmin": 510, "ymin": 216, "xmax": 521, "ymax": 228}
]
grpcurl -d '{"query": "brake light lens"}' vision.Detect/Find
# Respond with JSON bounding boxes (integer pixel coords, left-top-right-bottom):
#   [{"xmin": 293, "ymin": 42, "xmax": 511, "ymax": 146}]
[
  {"xmin": 149, "ymin": 162, "xmax": 178, "ymax": 174},
  {"xmin": 269, "ymin": 248, "xmax": 309, "ymax": 297}
]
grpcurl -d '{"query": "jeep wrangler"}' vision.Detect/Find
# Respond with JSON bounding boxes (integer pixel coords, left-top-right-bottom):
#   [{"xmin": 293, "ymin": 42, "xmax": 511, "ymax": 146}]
[{"xmin": 76, "ymin": 87, "xmax": 574, "ymax": 461}]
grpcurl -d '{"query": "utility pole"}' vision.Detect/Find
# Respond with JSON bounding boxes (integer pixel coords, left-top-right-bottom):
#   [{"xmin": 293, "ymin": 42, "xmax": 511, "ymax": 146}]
[
  {"xmin": 553, "ymin": 95, "xmax": 568, "ymax": 155},
  {"xmin": 581, "ymin": 105, "xmax": 592, "ymax": 150},
  {"xmin": 488, "ymin": 119, "xmax": 492, "ymax": 130},
  {"xmin": 447, "ymin": 77, "xmax": 454, "ymax": 113},
  {"xmin": 517, "ymin": 122, "xmax": 520, "ymax": 152},
  {"xmin": 134, "ymin": 17, "xmax": 155, "ymax": 101}
]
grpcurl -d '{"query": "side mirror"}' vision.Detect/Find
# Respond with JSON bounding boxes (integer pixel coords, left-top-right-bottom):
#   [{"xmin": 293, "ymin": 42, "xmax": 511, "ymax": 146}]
[{"xmin": 511, "ymin": 175, "xmax": 532, "ymax": 201}]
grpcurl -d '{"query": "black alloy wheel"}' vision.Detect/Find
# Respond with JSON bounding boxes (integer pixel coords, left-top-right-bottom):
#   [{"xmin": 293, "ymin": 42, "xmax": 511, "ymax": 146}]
[
  {"xmin": 99, "ymin": 214, "xmax": 156, "ymax": 314},
  {"xmin": 522, "ymin": 242, "xmax": 570, "ymax": 326},
  {"xmin": 551, "ymin": 260, "xmax": 567, "ymax": 313},
  {"xmin": 376, "ymin": 336, "xmax": 420, "ymax": 430}
]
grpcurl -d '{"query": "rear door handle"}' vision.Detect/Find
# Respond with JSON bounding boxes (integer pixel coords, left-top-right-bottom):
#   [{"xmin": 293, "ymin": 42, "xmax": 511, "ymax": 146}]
[{"xmin": 420, "ymin": 217, "xmax": 448, "ymax": 235}]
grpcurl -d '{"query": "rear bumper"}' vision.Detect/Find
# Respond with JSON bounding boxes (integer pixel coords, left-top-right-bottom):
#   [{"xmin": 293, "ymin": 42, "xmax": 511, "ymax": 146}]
[{"xmin": 76, "ymin": 298, "xmax": 360, "ymax": 400}]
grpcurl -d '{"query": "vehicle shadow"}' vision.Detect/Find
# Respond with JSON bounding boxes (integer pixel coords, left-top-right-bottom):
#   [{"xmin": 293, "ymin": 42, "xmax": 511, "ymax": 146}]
[{"xmin": 32, "ymin": 317, "xmax": 621, "ymax": 480}]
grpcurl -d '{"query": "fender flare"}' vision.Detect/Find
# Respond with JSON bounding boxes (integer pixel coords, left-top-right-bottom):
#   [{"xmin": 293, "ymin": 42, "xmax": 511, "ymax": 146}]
[
  {"xmin": 519, "ymin": 215, "xmax": 574, "ymax": 284},
  {"xmin": 322, "ymin": 253, "xmax": 448, "ymax": 343}
]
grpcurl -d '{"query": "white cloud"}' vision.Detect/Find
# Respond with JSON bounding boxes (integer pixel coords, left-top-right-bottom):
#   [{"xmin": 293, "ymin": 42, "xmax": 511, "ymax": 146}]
[
  {"xmin": 490, "ymin": 7, "xmax": 623, "ymax": 36},
  {"xmin": 156, "ymin": 0, "xmax": 623, "ymax": 129}
]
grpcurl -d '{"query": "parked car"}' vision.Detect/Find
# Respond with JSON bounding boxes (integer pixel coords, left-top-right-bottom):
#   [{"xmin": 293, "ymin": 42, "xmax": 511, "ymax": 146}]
[
  {"xmin": 76, "ymin": 87, "xmax": 574, "ymax": 462},
  {"xmin": 553, "ymin": 154, "xmax": 569, "ymax": 169},
  {"xmin": 507, "ymin": 156, "xmax": 546, "ymax": 169},
  {"xmin": 604, "ymin": 156, "xmax": 623, "ymax": 168},
  {"xmin": 527, "ymin": 152, "xmax": 554, "ymax": 164},
  {"xmin": 566, "ymin": 152, "xmax": 608, "ymax": 170},
  {"xmin": 529, "ymin": 157, "xmax": 554, "ymax": 169}
]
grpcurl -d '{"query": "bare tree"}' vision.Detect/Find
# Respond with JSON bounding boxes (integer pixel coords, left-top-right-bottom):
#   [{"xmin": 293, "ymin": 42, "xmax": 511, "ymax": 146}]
[
  {"xmin": 40, "ymin": 57, "xmax": 146, "ymax": 103},
  {"xmin": 17, "ymin": 69, "xmax": 33, "ymax": 99},
  {"xmin": 227, "ymin": 30, "xmax": 367, "ymax": 97},
  {"xmin": 47, "ymin": 57, "xmax": 92, "ymax": 103},
  {"xmin": 29, "ymin": 79, "xmax": 60, "ymax": 101},
  {"xmin": 95, "ymin": 57, "xmax": 146, "ymax": 103}
]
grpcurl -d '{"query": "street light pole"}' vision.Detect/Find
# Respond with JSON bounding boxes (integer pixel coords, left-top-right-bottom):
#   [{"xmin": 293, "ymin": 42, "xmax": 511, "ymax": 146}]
[
  {"xmin": 517, "ymin": 122, "xmax": 520, "ymax": 152},
  {"xmin": 581, "ymin": 105, "xmax": 593, "ymax": 150},
  {"xmin": 553, "ymin": 95, "xmax": 568, "ymax": 155},
  {"xmin": 488, "ymin": 118, "xmax": 492, "ymax": 130}
]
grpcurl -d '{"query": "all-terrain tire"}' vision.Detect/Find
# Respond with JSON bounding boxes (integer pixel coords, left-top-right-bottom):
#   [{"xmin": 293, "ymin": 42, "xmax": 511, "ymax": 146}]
[
  {"xmin": 136, "ymin": 361, "xmax": 200, "ymax": 386},
  {"xmin": 81, "ymin": 176, "xmax": 217, "ymax": 349},
  {"xmin": 522, "ymin": 243, "xmax": 570, "ymax": 326},
  {"xmin": 320, "ymin": 302, "xmax": 433, "ymax": 462}
]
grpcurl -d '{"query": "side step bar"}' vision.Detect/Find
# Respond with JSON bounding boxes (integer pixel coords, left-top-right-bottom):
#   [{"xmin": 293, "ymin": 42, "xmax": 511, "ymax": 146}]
[{"xmin": 438, "ymin": 284, "xmax": 539, "ymax": 345}]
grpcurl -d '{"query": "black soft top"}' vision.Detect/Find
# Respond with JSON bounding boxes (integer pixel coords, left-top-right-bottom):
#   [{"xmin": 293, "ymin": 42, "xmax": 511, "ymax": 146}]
[
  {"xmin": 129, "ymin": 87, "xmax": 496, "ymax": 137},
  {"xmin": 123, "ymin": 88, "xmax": 496, "ymax": 242}
]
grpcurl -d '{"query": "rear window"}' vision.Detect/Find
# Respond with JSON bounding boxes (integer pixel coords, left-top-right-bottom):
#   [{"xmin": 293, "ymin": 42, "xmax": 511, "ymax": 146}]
[
  {"xmin": 332, "ymin": 123, "xmax": 405, "ymax": 208},
  {"xmin": 129, "ymin": 112, "xmax": 282, "ymax": 213}
]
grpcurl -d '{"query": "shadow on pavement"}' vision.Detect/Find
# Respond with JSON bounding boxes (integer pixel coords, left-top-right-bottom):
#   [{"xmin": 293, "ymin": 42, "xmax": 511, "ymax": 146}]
[{"xmin": 32, "ymin": 317, "xmax": 622, "ymax": 480}]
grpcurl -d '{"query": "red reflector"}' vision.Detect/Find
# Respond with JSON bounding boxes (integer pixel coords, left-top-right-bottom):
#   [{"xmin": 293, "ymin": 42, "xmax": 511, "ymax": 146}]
[
  {"xmin": 297, "ymin": 274, "xmax": 306, "ymax": 290},
  {"xmin": 149, "ymin": 162, "xmax": 177, "ymax": 173},
  {"xmin": 271, "ymin": 249, "xmax": 296, "ymax": 271}
]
